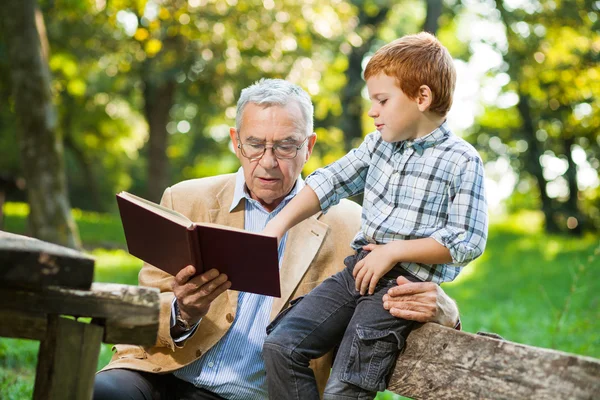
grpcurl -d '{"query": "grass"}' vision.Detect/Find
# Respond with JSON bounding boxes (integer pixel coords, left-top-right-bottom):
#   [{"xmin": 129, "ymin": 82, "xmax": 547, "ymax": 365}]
[{"xmin": 1, "ymin": 203, "xmax": 599, "ymax": 399}]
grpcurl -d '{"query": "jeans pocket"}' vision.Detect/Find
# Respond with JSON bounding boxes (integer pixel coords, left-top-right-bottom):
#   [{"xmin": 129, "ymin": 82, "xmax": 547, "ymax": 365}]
[
  {"xmin": 341, "ymin": 326, "xmax": 400, "ymax": 393},
  {"xmin": 266, "ymin": 295, "xmax": 304, "ymax": 335}
]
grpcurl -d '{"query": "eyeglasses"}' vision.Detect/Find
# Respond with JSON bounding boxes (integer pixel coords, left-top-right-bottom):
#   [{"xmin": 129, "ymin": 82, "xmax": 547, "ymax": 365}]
[{"xmin": 237, "ymin": 136, "xmax": 309, "ymax": 161}]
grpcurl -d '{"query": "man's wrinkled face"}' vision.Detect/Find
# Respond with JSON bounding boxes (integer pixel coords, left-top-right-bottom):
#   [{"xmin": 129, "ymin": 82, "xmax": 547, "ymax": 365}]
[{"xmin": 230, "ymin": 102, "xmax": 316, "ymax": 212}]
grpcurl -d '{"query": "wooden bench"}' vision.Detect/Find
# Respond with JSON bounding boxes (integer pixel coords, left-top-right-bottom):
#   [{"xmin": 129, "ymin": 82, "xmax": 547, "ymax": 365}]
[
  {"xmin": 389, "ymin": 316, "xmax": 600, "ymax": 399},
  {"xmin": 0, "ymin": 231, "xmax": 160, "ymax": 400}
]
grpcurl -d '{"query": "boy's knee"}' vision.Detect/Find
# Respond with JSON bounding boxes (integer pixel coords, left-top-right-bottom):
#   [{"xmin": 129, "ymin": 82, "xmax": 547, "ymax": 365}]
[
  {"xmin": 262, "ymin": 332, "xmax": 294, "ymax": 359},
  {"xmin": 93, "ymin": 369, "xmax": 149, "ymax": 400},
  {"xmin": 93, "ymin": 371, "xmax": 124, "ymax": 400}
]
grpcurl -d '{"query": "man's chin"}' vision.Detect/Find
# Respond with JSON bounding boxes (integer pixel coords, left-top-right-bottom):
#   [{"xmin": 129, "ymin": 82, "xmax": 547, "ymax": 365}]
[{"xmin": 251, "ymin": 187, "xmax": 281, "ymax": 202}]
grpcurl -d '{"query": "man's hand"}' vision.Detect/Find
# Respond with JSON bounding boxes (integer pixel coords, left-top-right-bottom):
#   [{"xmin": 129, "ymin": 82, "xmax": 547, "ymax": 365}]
[
  {"xmin": 382, "ymin": 276, "xmax": 459, "ymax": 328},
  {"xmin": 353, "ymin": 243, "xmax": 397, "ymax": 295},
  {"xmin": 172, "ymin": 266, "xmax": 231, "ymax": 326}
]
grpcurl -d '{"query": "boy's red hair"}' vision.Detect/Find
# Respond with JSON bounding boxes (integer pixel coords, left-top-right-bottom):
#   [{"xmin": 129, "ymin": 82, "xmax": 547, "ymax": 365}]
[{"xmin": 364, "ymin": 32, "xmax": 456, "ymax": 117}]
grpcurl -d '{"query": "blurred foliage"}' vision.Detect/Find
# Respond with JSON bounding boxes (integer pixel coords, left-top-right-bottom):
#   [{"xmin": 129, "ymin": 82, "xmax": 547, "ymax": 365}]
[
  {"xmin": 1, "ymin": 0, "xmax": 599, "ymax": 231},
  {"xmin": 467, "ymin": 0, "xmax": 600, "ymax": 233}
]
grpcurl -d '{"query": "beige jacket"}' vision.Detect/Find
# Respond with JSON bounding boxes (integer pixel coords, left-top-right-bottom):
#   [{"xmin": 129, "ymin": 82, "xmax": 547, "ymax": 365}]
[{"xmin": 102, "ymin": 174, "xmax": 362, "ymax": 394}]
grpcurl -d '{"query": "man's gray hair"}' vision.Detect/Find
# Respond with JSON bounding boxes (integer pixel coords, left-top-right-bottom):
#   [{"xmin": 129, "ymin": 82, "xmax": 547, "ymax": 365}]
[{"xmin": 236, "ymin": 78, "xmax": 314, "ymax": 137}]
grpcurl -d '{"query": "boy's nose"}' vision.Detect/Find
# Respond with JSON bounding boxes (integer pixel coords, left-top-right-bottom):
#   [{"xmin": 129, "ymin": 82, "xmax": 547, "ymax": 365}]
[{"xmin": 367, "ymin": 106, "xmax": 378, "ymax": 118}]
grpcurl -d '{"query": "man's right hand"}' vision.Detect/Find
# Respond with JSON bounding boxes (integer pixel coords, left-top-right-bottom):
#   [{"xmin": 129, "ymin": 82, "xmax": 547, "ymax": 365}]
[{"xmin": 172, "ymin": 266, "xmax": 231, "ymax": 326}]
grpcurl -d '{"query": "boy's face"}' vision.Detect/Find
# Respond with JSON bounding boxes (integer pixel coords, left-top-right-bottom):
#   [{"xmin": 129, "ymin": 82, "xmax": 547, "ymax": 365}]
[{"xmin": 366, "ymin": 73, "xmax": 424, "ymax": 143}]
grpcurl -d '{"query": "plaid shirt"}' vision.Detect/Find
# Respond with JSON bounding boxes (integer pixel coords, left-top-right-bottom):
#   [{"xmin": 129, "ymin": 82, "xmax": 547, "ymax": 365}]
[{"xmin": 306, "ymin": 122, "xmax": 488, "ymax": 283}]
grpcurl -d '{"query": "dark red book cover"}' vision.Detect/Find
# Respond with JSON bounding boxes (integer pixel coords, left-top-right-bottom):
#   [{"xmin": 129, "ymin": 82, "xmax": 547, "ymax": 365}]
[{"xmin": 116, "ymin": 192, "xmax": 280, "ymax": 297}]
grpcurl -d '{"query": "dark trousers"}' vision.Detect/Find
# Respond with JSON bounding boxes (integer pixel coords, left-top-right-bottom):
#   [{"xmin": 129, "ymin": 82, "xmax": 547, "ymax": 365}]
[
  {"xmin": 263, "ymin": 250, "xmax": 420, "ymax": 400},
  {"xmin": 93, "ymin": 369, "xmax": 226, "ymax": 400}
]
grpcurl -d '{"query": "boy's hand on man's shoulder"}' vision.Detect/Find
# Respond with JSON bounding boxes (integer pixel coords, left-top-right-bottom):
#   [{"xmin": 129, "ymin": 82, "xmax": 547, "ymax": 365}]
[{"xmin": 353, "ymin": 243, "xmax": 398, "ymax": 296}]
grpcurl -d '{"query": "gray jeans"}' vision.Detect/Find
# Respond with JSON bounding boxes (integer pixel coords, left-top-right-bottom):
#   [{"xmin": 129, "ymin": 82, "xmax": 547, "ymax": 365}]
[{"xmin": 263, "ymin": 250, "xmax": 420, "ymax": 400}]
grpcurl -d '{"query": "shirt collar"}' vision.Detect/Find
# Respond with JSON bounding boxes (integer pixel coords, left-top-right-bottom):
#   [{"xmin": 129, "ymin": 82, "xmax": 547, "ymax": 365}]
[
  {"xmin": 395, "ymin": 120, "xmax": 451, "ymax": 155},
  {"xmin": 229, "ymin": 167, "xmax": 304, "ymax": 212}
]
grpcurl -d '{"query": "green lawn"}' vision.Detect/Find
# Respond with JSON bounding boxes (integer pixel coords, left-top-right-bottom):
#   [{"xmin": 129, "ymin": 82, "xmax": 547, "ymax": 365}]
[{"xmin": 1, "ymin": 203, "xmax": 599, "ymax": 399}]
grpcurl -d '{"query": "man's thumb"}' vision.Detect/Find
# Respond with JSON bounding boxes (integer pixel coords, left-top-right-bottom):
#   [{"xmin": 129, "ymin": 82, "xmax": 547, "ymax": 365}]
[{"xmin": 396, "ymin": 276, "xmax": 410, "ymax": 285}]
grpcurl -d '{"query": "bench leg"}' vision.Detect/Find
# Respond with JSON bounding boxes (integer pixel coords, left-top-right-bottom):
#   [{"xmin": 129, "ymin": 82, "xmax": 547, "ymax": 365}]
[{"xmin": 33, "ymin": 314, "xmax": 104, "ymax": 400}]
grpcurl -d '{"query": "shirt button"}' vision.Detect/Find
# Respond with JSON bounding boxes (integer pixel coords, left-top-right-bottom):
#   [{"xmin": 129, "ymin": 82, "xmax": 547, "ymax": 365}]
[
  {"xmin": 208, "ymin": 362, "xmax": 214, "ymax": 368},
  {"xmin": 196, "ymin": 349, "xmax": 202, "ymax": 357},
  {"xmin": 226, "ymin": 313, "xmax": 234, "ymax": 323}
]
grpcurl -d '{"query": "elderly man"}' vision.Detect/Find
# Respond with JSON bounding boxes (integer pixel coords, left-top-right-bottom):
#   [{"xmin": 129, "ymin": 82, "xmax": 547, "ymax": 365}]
[{"xmin": 94, "ymin": 79, "xmax": 459, "ymax": 400}]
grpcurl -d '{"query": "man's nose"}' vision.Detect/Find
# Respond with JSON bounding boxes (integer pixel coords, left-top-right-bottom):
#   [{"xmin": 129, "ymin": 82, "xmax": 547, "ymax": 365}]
[{"xmin": 259, "ymin": 147, "xmax": 279, "ymax": 169}]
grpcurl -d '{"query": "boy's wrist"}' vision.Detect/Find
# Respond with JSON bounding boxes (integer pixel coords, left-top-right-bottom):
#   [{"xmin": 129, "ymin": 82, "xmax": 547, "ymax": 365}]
[
  {"xmin": 264, "ymin": 220, "xmax": 285, "ymax": 242},
  {"xmin": 385, "ymin": 240, "xmax": 407, "ymax": 264}
]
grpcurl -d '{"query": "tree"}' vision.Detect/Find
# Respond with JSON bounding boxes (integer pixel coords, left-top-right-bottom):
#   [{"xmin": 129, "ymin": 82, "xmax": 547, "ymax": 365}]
[
  {"xmin": 0, "ymin": 0, "xmax": 80, "ymax": 248},
  {"xmin": 482, "ymin": 0, "xmax": 600, "ymax": 233}
]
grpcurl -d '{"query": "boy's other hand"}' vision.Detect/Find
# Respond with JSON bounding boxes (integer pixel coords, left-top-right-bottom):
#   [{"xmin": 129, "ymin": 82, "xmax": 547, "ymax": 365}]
[
  {"xmin": 382, "ymin": 276, "xmax": 459, "ymax": 328},
  {"xmin": 353, "ymin": 243, "xmax": 397, "ymax": 295},
  {"xmin": 172, "ymin": 266, "xmax": 232, "ymax": 325}
]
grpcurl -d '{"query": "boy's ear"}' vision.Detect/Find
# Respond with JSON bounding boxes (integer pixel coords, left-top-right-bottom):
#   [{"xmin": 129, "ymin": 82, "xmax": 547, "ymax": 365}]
[{"xmin": 416, "ymin": 85, "xmax": 433, "ymax": 112}]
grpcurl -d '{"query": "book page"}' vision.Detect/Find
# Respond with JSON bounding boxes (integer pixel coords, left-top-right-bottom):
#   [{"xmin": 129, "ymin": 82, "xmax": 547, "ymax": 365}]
[
  {"xmin": 118, "ymin": 192, "xmax": 193, "ymax": 228},
  {"xmin": 195, "ymin": 221, "xmax": 275, "ymax": 238}
]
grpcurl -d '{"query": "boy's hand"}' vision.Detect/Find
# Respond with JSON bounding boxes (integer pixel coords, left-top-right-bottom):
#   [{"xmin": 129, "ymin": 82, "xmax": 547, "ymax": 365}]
[{"xmin": 353, "ymin": 243, "xmax": 397, "ymax": 295}]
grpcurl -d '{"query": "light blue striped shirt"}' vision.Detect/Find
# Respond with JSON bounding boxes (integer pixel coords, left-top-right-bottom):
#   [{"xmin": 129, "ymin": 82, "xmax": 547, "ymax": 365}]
[{"xmin": 173, "ymin": 167, "xmax": 302, "ymax": 399}]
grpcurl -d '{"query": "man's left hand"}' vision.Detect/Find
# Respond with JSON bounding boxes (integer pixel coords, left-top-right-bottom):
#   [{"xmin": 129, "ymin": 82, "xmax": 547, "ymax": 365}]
[{"xmin": 382, "ymin": 276, "xmax": 459, "ymax": 328}]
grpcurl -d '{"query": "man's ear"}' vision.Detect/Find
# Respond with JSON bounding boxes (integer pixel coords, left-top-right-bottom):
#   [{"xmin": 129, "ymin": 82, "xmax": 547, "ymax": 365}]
[
  {"xmin": 416, "ymin": 85, "xmax": 433, "ymax": 112},
  {"xmin": 305, "ymin": 132, "xmax": 317, "ymax": 161},
  {"xmin": 230, "ymin": 127, "xmax": 239, "ymax": 152}
]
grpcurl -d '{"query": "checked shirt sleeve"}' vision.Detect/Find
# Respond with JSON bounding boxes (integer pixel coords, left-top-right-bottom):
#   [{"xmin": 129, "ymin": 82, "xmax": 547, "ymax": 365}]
[
  {"xmin": 430, "ymin": 156, "xmax": 488, "ymax": 266},
  {"xmin": 306, "ymin": 132, "xmax": 377, "ymax": 212}
]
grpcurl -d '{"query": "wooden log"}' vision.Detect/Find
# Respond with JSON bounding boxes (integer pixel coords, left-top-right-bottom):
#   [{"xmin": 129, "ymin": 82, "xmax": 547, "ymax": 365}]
[
  {"xmin": 0, "ymin": 310, "xmax": 46, "ymax": 341},
  {"xmin": 0, "ymin": 310, "xmax": 158, "ymax": 346},
  {"xmin": 33, "ymin": 315, "xmax": 103, "ymax": 400},
  {"xmin": 0, "ymin": 283, "xmax": 160, "ymax": 345},
  {"xmin": 0, "ymin": 231, "xmax": 94, "ymax": 291},
  {"xmin": 388, "ymin": 323, "xmax": 600, "ymax": 400}
]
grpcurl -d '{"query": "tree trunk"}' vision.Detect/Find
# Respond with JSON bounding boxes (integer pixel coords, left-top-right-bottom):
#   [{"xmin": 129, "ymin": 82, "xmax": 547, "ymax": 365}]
[
  {"xmin": 62, "ymin": 93, "xmax": 103, "ymax": 211},
  {"xmin": 340, "ymin": 6, "xmax": 390, "ymax": 152},
  {"xmin": 0, "ymin": 0, "xmax": 80, "ymax": 248},
  {"xmin": 516, "ymin": 94, "xmax": 560, "ymax": 233},
  {"xmin": 562, "ymin": 136, "xmax": 583, "ymax": 234},
  {"xmin": 143, "ymin": 65, "xmax": 176, "ymax": 203},
  {"xmin": 422, "ymin": 0, "xmax": 443, "ymax": 33}
]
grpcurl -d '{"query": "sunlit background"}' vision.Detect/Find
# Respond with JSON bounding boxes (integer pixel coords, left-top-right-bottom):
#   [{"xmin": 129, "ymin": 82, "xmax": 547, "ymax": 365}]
[{"xmin": 1, "ymin": 0, "xmax": 599, "ymax": 399}]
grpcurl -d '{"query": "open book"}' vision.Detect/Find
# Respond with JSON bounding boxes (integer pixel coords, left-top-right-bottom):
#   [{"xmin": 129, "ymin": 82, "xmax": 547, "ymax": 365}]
[{"xmin": 116, "ymin": 191, "xmax": 280, "ymax": 297}]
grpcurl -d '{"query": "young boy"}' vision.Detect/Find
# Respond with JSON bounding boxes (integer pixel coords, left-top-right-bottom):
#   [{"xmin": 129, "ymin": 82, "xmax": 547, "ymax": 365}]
[{"xmin": 262, "ymin": 32, "xmax": 488, "ymax": 399}]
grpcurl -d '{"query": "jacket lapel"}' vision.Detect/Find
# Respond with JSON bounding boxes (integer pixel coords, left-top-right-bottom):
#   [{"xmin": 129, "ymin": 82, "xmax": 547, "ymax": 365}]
[{"xmin": 270, "ymin": 214, "xmax": 328, "ymax": 321}]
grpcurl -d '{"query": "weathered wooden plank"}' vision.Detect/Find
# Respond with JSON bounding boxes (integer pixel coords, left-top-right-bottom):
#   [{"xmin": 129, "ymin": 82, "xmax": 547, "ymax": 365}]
[
  {"xmin": 0, "ymin": 310, "xmax": 46, "ymax": 341},
  {"xmin": 33, "ymin": 315, "xmax": 103, "ymax": 400},
  {"xmin": 0, "ymin": 283, "xmax": 159, "ymax": 345},
  {"xmin": 0, "ymin": 283, "xmax": 159, "ymax": 322},
  {"xmin": 389, "ymin": 323, "xmax": 600, "ymax": 400},
  {"xmin": 0, "ymin": 310, "xmax": 157, "ymax": 346},
  {"xmin": 0, "ymin": 231, "xmax": 94, "ymax": 291},
  {"xmin": 101, "ymin": 322, "xmax": 160, "ymax": 346}
]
